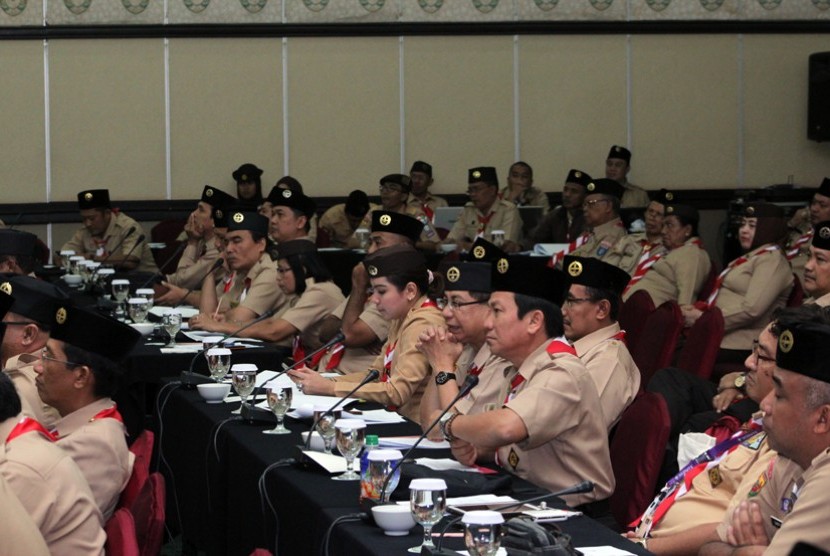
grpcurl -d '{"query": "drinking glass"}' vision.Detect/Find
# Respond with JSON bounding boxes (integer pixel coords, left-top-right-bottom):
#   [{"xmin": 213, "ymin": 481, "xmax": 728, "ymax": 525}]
[
  {"xmin": 206, "ymin": 347, "xmax": 232, "ymax": 381},
  {"xmin": 83, "ymin": 262, "xmax": 101, "ymax": 290},
  {"xmin": 490, "ymin": 230, "xmax": 505, "ymax": 248},
  {"xmin": 127, "ymin": 298, "xmax": 150, "ymax": 323},
  {"xmin": 264, "ymin": 386, "xmax": 293, "ymax": 435},
  {"xmin": 333, "ymin": 418, "xmax": 366, "ymax": 481},
  {"xmin": 96, "ymin": 268, "xmax": 115, "ymax": 292},
  {"xmin": 111, "ymin": 279, "xmax": 131, "ymax": 320},
  {"xmin": 462, "ymin": 511, "xmax": 505, "ymax": 556},
  {"xmin": 202, "ymin": 336, "xmax": 225, "ymax": 365},
  {"xmin": 162, "ymin": 310, "xmax": 182, "ymax": 347},
  {"xmin": 312, "ymin": 406, "xmax": 342, "ymax": 454},
  {"xmin": 408, "ymin": 478, "xmax": 447, "ymax": 553},
  {"xmin": 69, "ymin": 255, "xmax": 86, "ymax": 276},
  {"xmin": 230, "ymin": 364, "xmax": 257, "ymax": 415},
  {"xmin": 354, "ymin": 228, "xmax": 370, "ymax": 250},
  {"xmin": 135, "ymin": 288, "xmax": 155, "ymax": 310},
  {"xmin": 59, "ymin": 250, "xmax": 75, "ymax": 273}
]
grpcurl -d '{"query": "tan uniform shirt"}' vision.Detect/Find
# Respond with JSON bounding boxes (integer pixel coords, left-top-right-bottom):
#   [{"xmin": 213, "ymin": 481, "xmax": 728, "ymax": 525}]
[
  {"xmin": 806, "ymin": 292, "xmax": 830, "ymax": 307},
  {"xmin": 0, "ymin": 417, "xmax": 105, "ymax": 556},
  {"xmin": 215, "ymin": 253, "xmax": 287, "ymax": 318},
  {"xmin": 54, "ymin": 398, "xmax": 134, "ymax": 521},
  {"xmin": 572, "ymin": 323, "xmax": 640, "ymax": 431},
  {"xmin": 445, "ymin": 200, "xmax": 522, "ymax": 245},
  {"xmin": 604, "ymin": 233, "xmax": 667, "ymax": 275},
  {"xmin": 643, "ymin": 429, "xmax": 774, "ymax": 539},
  {"xmin": 0, "ymin": 473, "xmax": 50, "ymax": 556},
  {"xmin": 317, "ymin": 296, "xmax": 390, "ymax": 375},
  {"xmin": 716, "ymin": 246, "xmax": 793, "ymax": 351},
  {"xmin": 499, "ymin": 187, "xmax": 550, "ymax": 212},
  {"xmin": 498, "ymin": 342, "xmax": 615, "ymax": 507},
  {"xmin": 623, "ymin": 238, "xmax": 712, "ymax": 306},
  {"xmin": 166, "ymin": 237, "xmax": 221, "ymax": 289},
  {"xmin": 280, "ymin": 279, "xmax": 345, "ymax": 352},
  {"xmin": 3, "ymin": 353, "xmax": 60, "ymax": 429},
  {"xmin": 318, "ymin": 204, "xmax": 359, "ymax": 248},
  {"xmin": 332, "ymin": 297, "xmax": 445, "ymax": 424},
  {"xmin": 407, "ymin": 193, "xmax": 449, "ymax": 217},
  {"xmin": 717, "ymin": 449, "xmax": 830, "ymax": 555},
  {"xmin": 621, "ymin": 181, "xmax": 650, "ymax": 209},
  {"xmin": 61, "ymin": 210, "xmax": 158, "ymax": 273},
  {"xmin": 454, "ymin": 344, "xmax": 512, "ymax": 416},
  {"xmin": 568, "ymin": 218, "xmax": 627, "ymax": 262}
]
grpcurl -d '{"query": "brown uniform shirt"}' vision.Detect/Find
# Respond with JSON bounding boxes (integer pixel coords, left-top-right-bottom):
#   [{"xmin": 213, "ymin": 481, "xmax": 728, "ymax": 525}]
[
  {"xmin": 166, "ymin": 237, "xmax": 221, "ymax": 289},
  {"xmin": 568, "ymin": 218, "xmax": 627, "ymax": 262},
  {"xmin": 445, "ymin": 200, "xmax": 522, "ymax": 245},
  {"xmin": 0, "ymin": 473, "xmax": 50, "ymax": 556},
  {"xmin": 454, "ymin": 343, "xmax": 512, "ymax": 416},
  {"xmin": 0, "ymin": 416, "xmax": 106, "ymax": 555},
  {"xmin": 317, "ymin": 296, "xmax": 390, "ymax": 375},
  {"xmin": 319, "ymin": 204, "xmax": 360, "ymax": 248},
  {"xmin": 215, "ymin": 253, "xmax": 287, "ymax": 318},
  {"xmin": 3, "ymin": 353, "xmax": 60, "ymax": 429},
  {"xmin": 61, "ymin": 210, "xmax": 158, "ymax": 273},
  {"xmin": 54, "ymin": 398, "xmax": 134, "ymax": 521},
  {"xmin": 499, "ymin": 186, "xmax": 550, "ymax": 212},
  {"xmin": 332, "ymin": 297, "xmax": 445, "ymax": 424},
  {"xmin": 498, "ymin": 341, "xmax": 615, "ymax": 507},
  {"xmin": 280, "ymin": 279, "xmax": 345, "ymax": 352},
  {"xmin": 572, "ymin": 323, "xmax": 640, "ymax": 431},
  {"xmin": 623, "ymin": 238, "xmax": 712, "ymax": 306},
  {"xmin": 604, "ymin": 233, "xmax": 667, "ymax": 275}
]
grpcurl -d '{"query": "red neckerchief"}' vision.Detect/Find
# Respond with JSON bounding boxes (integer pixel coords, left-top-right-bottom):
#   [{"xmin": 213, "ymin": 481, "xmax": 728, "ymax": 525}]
[
  {"xmin": 422, "ymin": 203, "xmax": 434, "ymax": 222},
  {"xmin": 477, "ymin": 211, "xmax": 495, "ymax": 236},
  {"xmin": 5, "ymin": 417, "xmax": 56, "ymax": 443},
  {"xmin": 549, "ymin": 232, "xmax": 591, "ymax": 268},
  {"xmin": 696, "ymin": 245, "xmax": 780, "ymax": 310},
  {"xmin": 92, "ymin": 405, "xmax": 124, "ymax": 424},
  {"xmin": 504, "ymin": 373, "xmax": 525, "ymax": 404},
  {"xmin": 786, "ymin": 230, "xmax": 813, "ymax": 260},
  {"xmin": 610, "ymin": 330, "xmax": 627, "ymax": 345},
  {"xmin": 468, "ymin": 364, "xmax": 481, "ymax": 377},
  {"xmin": 292, "ymin": 336, "xmax": 326, "ymax": 369},
  {"xmin": 324, "ymin": 343, "xmax": 346, "ymax": 371},
  {"xmin": 546, "ymin": 337, "xmax": 577, "ymax": 357},
  {"xmin": 223, "ymin": 271, "xmax": 235, "ymax": 294}
]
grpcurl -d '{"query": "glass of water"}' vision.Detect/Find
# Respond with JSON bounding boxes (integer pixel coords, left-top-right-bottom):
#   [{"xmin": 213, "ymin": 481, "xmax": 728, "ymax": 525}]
[
  {"xmin": 111, "ymin": 279, "xmax": 131, "ymax": 320},
  {"xmin": 230, "ymin": 363, "xmax": 257, "ymax": 414},
  {"xmin": 264, "ymin": 386, "xmax": 293, "ymax": 435},
  {"xmin": 206, "ymin": 347, "xmax": 231, "ymax": 381},
  {"xmin": 313, "ymin": 406, "xmax": 342, "ymax": 454},
  {"xmin": 127, "ymin": 298, "xmax": 150, "ymax": 323},
  {"xmin": 135, "ymin": 288, "xmax": 155, "ymax": 311},
  {"xmin": 408, "ymin": 478, "xmax": 447, "ymax": 553},
  {"xmin": 162, "ymin": 310, "xmax": 182, "ymax": 347},
  {"xmin": 462, "ymin": 511, "xmax": 505, "ymax": 556},
  {"xmin": 333, "ymin": 419, "xmax": 366, "ymax": 481}
]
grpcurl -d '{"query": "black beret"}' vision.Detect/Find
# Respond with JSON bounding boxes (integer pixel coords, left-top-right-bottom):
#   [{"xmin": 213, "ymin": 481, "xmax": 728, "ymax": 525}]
[
  {"xmin": 0, "ymin": 275, "xmax": 69, "ymax": 326},
  {"xmin": 345, "ymin": 190, "xmax": 370, "ymax": 218},
  {"xmin": 201, "ymin": 185, "xmax": 236, "ymax": 210},
  {"xmin": 0, "ymin": 290, "xmax": 11, "ymax": 321},
  {"xmin": 267, "ymin": 187, "xmax": 317, "ymax": 218},
  {"xmin": 468, "ymin": 167, "xmax": 498, "ymax": 187},
  {"xmin": 562, "ymin": 255, "xmax": 631, "ymax": 297},
  {"xmin": 77, "ymin": 189, "xmax": 111, "ymax": 210},
  {"xmin": 607, "ymin": 145, "xmax": 631, "ymax": 163},
  {"xmin": 49, "ymin": 304, "xmax": 142, "ymax": 363},
  {"xmin": 0, "ymin": 229, "xmax": 37, "ymax": 257},
  {"xmin": 585, "ymin": 178, "xmax": 624, "ymax": 200},
  {"xmin": 363, "ymin": 244, "xmax": 426, "ymax": 279},
  {"xmin": 410, "ymin": 161, "xmax": 433, "ymax": 177},
  {"xmin": 465, "ymin": 237, "xmax": 507, "ymax": 263},
  {"xmin": 812, "ymin": 221, "xmax": 830, "ymax": 250},
  {"xmin": 565, "ymin": 169, "xmax": 592, "ymax": 188},
  {"xmin": 440, "ymin": 261, "xmax": 491, "ymax": 293},
  {"xmin": 744, "ymin": 201, "xmax": 783, "ymax": 219},
  {"xmin": 817, "ymin": 177, "xmax": 830, "ymax": 198},
  {"xmin": 651, "ymin": 189, "xmax": 676, "ymax": 205},
  {"xmin": 226, "ymin": 210, "xmax": 269, "ymax": 237},
  {"xmin": 775, "ymin": 322, "xmax": 830, "ymax": 384},
  {"xmin": 664, "ymin": 203, "xmax": 699, "ymax": 225},
  {"xmin": 490, "ymin": 255, "xmax": 566, "ymax": 305},
  {"xmin": 232, "ymin": 163, "xmax": 263, "ymax": 184},
  {"xmin": 370, "ymin": 210, "xmax": 423, "ymax": 244}
]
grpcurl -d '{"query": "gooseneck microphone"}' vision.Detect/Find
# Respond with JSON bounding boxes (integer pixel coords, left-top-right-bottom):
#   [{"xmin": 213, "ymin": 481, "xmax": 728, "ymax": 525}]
[
  {"xmin": 173, "ymin": 257, "xmax": 225, "ymax": 308},
  {"xmin": 115, "ymin": 233, "xmax": 146, "ymax": 271},
  {"xmin": 137, "ymin": 240, "xmax": 190, "ymax": 289}
]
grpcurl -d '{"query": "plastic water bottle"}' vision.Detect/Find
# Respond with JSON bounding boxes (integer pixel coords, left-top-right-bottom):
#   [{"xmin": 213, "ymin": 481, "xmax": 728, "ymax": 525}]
[{"xmin": 360, "ymin": 434, "xmax": 379, "ymax": 473}]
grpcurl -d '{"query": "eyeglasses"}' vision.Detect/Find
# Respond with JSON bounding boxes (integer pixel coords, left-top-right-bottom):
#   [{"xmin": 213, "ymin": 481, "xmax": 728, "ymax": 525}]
[
  {"xmin": 40, "ymin": 347, "xmax": 82, "ymax": 368},
  {"xmin": 276, "ymin": 266, "xmax": 293, "ymax": 274},
  {"xmin": 752, "ymin": 339, "xmax": 776, "ymax": 366},
  {"xmin": 379, "ymin": 185, "xmax": 404, "ymax": 194},
  {"xmin": 435, "ymin": 297, "xmax": 488, "ymax": 311},
  {"xmin": 562, "ymin": 297, "xmax": 596, "ymax": 308},
  {"xmin": 582, "ymin": 199, "xmax": 610, "ymax": 209},
  {"xmin": 466, "ymin": 185, "xmax": 490, "ymax": 195}
]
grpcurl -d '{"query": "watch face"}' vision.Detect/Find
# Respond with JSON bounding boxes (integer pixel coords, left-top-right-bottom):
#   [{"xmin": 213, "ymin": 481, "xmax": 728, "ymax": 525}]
[
  {"xmin": 735, "ymin": 375, "xmax": 746, "ymax": 388},
  {"xmin": 436, "ymin": 372, "xmax": 453, "ymax": 385}
]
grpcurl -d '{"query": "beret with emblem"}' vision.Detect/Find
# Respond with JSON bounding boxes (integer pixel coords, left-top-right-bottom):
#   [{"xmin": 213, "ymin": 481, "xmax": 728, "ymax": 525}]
[
  {"xmin": 468, "ymin": 167, "xmax": 498, "ymax": 187},
  {"xmin": 345, "ymin": 190, "xmax": 370, "ymax": 218},
  {"xmin": 410, "ymin": 161, "xmax": 433, "ymax": 177},
  {"xmin": 266, "ymin": 186, "xmax": 317, "ymax": 218},
  {"xmin": 490, "ymin": 255, "xmax": 566, "ymax": 305},
  {"xmin": 363, "ymin": 244, "xmax": 426, "ymax": 279},
  {"xmin": 0, "ymin": 229, "xmax": 37, "ymax": 257},
  {"xmin": 664, "ymin": 203, "xmax": 699, "ymax": 225},
  {"xmin": 652, "ymin": 189, "xmax": 675, "ymax": 205},
  {"xmin": 49, "ymin": 304, "xmax": 142, "ymax": 363},
  {"xmin": 0, "ymin": 289, "xmax": 12, "ymax": 321},
  {"xmin": 812, "ymin": 221, "xmax": 830, "ymax": 250},
  {"xmin": 275, "ymin": 239, "xmax": 317, "ymax": 259},
  {"xmin": 200, "ymin": 185, "xmax": 236, "ymax": 210},
  {"xmin": 370, "ymin": 210, "xmax": 423, "ymax": 244},
  {"xmin": 0, "ymin": 275, "xmax": 69, "ymax": 326},
  {"xmin": 775, "ymin": 321, "xmax": 830, "ymax": 384},
  {"xmin": 439, "ymin": 261, "xmax": 491, "ymax": 293},
  {"xmin": 379, "ymin": 174, "xmax": 412, "ymax": 194},
  {"xmin": 817, "ymin": 177, "xmax": 830, "ymax": 198},
  {"xmin": 566, "ymin": 169, "xmax": 592, "ymax": 188},
  {"xmin": 562, "ymin": 255, "xmax": 631, "ymax": 297},
  {"xmin": 585, "ymin": 178, "xmax": 624, "ymax": 200},
  {"xmin": 464, "ymin": 237, "xmax": 507, "ymax": 263},
  {"xmin": 607, "ymin": 145, "xmax": 632, "ymax": 163},
  {"xmin": 77, "ymin": 189, "xmax": 111, "ymax": 210},
  {"xmin": 232, "ymin": 163, "xmax": 263, "ymax": 184},
  {"xmin": 226, "ymin": 210, "xmax": 269, "ymax": 237},
  {"xmin": 744, "ymin": 201, "xmax": 783, "ymax": 219}
]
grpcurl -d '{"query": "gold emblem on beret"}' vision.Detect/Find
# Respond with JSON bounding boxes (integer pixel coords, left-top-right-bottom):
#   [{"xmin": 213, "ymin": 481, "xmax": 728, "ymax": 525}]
[
  {"xmin": 379, "ymin": 214, "xmax": 392, "ymax": 226},
  {"xmin": 367, "ymin": 265, "xmax": 378, "ymax": 277},
  {"xmin": 55, "ymin": 307, "xmax": 67, "ymax": 325},
  {"xmin": 496, "ymin": 258, "xmax": 509, "ymax": 274},
  {"xmin": 587, "ymin": 183, "xmax": 595, "ymax": 192},
  {"xmin": 667, "ymin": 206, "xmax": 674, "ymax": 214},
  {"xmin": 241, "ymin": 174, "xmax": 248, "ymax": 182},
  {"xmin": 84, "ymin": 192, "xmax": 93, "ymax": 201},
  {"xmin": 446, "ymin": 266, "xmax": 461, "ymax": 283},
  {"xmin": 779, "ymin": 330, "xmax": 794, "ymax": 353},
  {"xmin": 666, "ymin": 192, "xmax": 674, "ymax": 201},
  {"xmin": 567, "ymin": 261, "xmax": 583, "ymax": 277},
  {"xmin": 472, "ymin": 170, "xmax": 481, "ymax": 179},
  {"xmin": 0, "ymin": 282, "xmax": 11, "ymax": 295},
  {"xmin": 282, "ymin": 189, "xmax": 292, "ymax": 198},
  {"xmin": 232, "ymin": 212, "xmax": 244, "ymax": 224},
  {"xmin": 820, "ymin": 226, "xmax": 830, "ymax": 240},
  {"xmin": 205, "ymin": 188, "xmax": 214, "ymax": 197},
  {"xmin": 614, "ymin": 146, "xmax": 621, "ymax": 153},
  {"xmin": 574, "ymin": 171, "xmax": 582, "ymax": 178},
  {"xmin": 472, "ymin": 246, "xmax": 485, "ymax": 259},
  {"xmin": 746, "ymin": 206, "xmax": 755, "ymax": 216}
]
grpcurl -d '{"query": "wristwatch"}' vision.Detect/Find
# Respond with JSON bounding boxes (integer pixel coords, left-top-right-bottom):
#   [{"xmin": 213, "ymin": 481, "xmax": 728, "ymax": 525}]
[
  {"xmin": 439, "ymin": 412, "xmax": 454, "ymax": 441},
  {"xmin": 435, "ymin": 371, "xmax": 457, "ymax": 386},
  {"xmin": 734, "ymin": 374, "xmax": 746, "ymax": 391}
]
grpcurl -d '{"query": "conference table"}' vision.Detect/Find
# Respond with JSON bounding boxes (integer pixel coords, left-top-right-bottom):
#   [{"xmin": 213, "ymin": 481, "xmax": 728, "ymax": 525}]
[{"xmin": 157, "ymin": 386, "xmax": 650, "ymax": 556}]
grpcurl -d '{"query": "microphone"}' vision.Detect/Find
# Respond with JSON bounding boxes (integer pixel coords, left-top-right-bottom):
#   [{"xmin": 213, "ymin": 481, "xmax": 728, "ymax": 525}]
[
  {"xmin": 90, "ymin": 226, "xmax": 135, "ymax": 278},
  {"xmin": 302, "ymin": 368, "xmax": 380, "ymax": 451},
  {"xmin": 114, "ymin": 233, "xmax": 146, "ymax": 271},
  {"xmin": 137, "ymin": 240, "xmax": 189, "ymax": 289},
  {"xmin": 173, "ymin": 258, "xmax": 225, "ymax": 308},
  {"xmin": 180, "ymin": 307, "xmax": 276, "ymax": 387}
]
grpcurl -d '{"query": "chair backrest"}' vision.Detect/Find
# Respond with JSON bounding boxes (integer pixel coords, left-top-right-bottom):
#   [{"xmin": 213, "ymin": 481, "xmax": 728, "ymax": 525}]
[
  {"xmin": 618, "ymin": 290, "xmax": 656, "ymax": 353},
  {"xmin": 629, "ymin": 301, "xmax": 683, "ymax": 387},
  {"xmin": 119, "ymin": 430, "xmax": 154, "ymax": 509},
  {"xmin": 676, "ymin": 306, "xmax": 725, "ymax": 381},
  {"xmin": 105, "ymin": 507, "xmax": 141, "ymax": 556},
  {"xmin": 130, "ymin": 472, "xmax": 166, "ymax": 556},
  {"xmin": 787, "ymin": 274, "xmax": 805, "ymax": 307},
  {"xmin": 609, "ymin": 392, "xmax": 671, "ymax": 529},
  {"xmin": 249, "ymin": 550, "xmax": 274, "ymax": 556}
]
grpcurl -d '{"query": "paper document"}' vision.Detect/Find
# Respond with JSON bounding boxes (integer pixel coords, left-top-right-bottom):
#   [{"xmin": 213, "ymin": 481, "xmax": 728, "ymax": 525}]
[
  {"xmin": 577, "ymin": 547, "xmax": 637, "ymax": 556},
  {"xmin": 379, "ymin": 436, "xmax": 449, "ymax": 449},
  {"xmin": 414, "ymin": 458, "xmax": 481, "ymax": 472}
]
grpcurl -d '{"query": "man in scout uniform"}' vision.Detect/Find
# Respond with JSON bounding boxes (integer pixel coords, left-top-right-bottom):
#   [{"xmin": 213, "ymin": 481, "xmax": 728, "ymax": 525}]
[
  {"xmin": 441, "ymin": 255, "xmax": 614, "ymax": 510},
  {"xmin": 34, "ymin": 303, "xmax": 142, "ymax": 520},
  {"xmin": 1, "ymin": 275, "xmax": 67, "ymax": 427},
  {"xmin": 266, "ymin": 186, "xmax": 317, "ymax": 244},
  {"xmin": 604, "ymin": 189, "xmax": 673, "ymax": 275},
  {"xmin": 801, "ymin": 220, "xmax": 830, "ymax": 307},
  {"xmin": 523, "ymin": 169, "xmax": 591, "ymax": 248},
  {"xmin": 60, "ymin": 188, "xmax": 158, "ymax": 273},
  {"xmin": 561, "ymin": 255, "xmax": 639, "ymax": 430},
  {"xmin": 700, "ymin": 317, "xmax": 830, "ymax": 555},
  {"xmin": 352, "ymin": 173, "xmax": 434, "ymax": 250},
  {"xmin": 318, "ymin": 190, "xmax": 373, "ymax": 248},
  {"xmin": 317, "ymin": 210, "xmax": 424, "ymax": 374},
  {"xmin": 0, "ymin": 229, "xmax": 39, "ymax": 276},
  {"xmin": 605, "ymin": 145, "xmax": 649, "ymax": 209},
  {"xmin": 407, "ymin": 160, "xmax": 448, "ymax": 220},
  {"xmin": 786, "ymin": 177, "xmax": 830, "ymax": 282},
  {"xmin": 444, "ymin": 167, "xmax": 522, "ymax": 253},
  {"xmin": 233, "ymin": 162, "xmax": 264, "ymax": 209},
  {"xmin": 0, "ymin": 472, "xmax": 51, "ymax": 556}
]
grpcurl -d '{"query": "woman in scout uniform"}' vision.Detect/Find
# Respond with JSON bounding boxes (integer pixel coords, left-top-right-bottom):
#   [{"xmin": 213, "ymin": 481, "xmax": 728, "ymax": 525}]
[
  {"xmin": 622, "ymin": 204, "xmax": 712, "ymax": 306},
  {"xmin": 288, "ymin": 243, "xmax": 446, "ymax": 424}
]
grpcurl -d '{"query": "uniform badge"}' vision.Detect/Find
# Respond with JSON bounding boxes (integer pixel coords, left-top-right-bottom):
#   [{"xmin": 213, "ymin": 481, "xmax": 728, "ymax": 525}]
[
  {"xmin": 215, "ymin": 209, "xmax": 224, "ymax": 219},
  {"xmin": 472, "ymin": 170, "xmax": 481, "ymax": 179},
  {"xmin": 742, "ymin": 432, "xmax": 766, "ymax": 451},
  {"xmin": 232, "ymin": 212, "xmax": 244, "ymax": 224},
  {"xmin": 667, "ymin": 206, "xmax": 674, "ymax": 214},
  {"xmin": 574, "ymin": 171, "xmax": 582, "ymax": 178},
  {"xmin": 205, "ymin": 188, "xmax": 214, "ymax": 197},
  {"xmin": 84, "ymin": 192, "xmax": 93, "ymax": 201},
  {"xmin": 282, "ymin": 189, "xmax": 292, "ymax": 198},
  {"xmin": 379, "ymin": 214, "xmax": 392, "ymax": 226},
  {"xmin": 708, "ymin": 467, "xmax": 722, "ymax": 488},
  {"xmin": 587, "ymin": 183, "xmax": 596, "ymax": 192},
  {"xmin": 507, "ymin": 448, "xmax": 520, "ymax": 470},
  {"xmin": 567, "ymin": 261, "xmax": 582, "ymax": 277},
  {"xmin": 748, "ymin": 473, "xmax": 767, "ymax": 498},
  {"xmin": 596, "ymin": 240, "xmax": 612, "ymax": 257},
  {"xmin": 367, "ymin": 265, "xmax": 378, "ymax": 276},
  {"xmin": 446, "ymin": 266, "xmax": 460, "ymax": 283},
  {"xmin": 472, "ymin": 246, "xmax": 485, "ymax": 259},
  {"xmin": 241, "ymin": 174, "xmax": 248, "ymax": 182},
  {"xmin": 746, "ymin": 206, "xmax": 755, "ymax": 216},
  {"xmin": 821, "ymin": 226, "xmax": 830, "ymax": 240},
  {"xmin": 0, "ymin": 282, "xmax": 10, "ymax": 295},
  {"xmin": 496, "ymin": 258, "xmax": 509, "ymax": 274},
  {"xmin": 55, "ymin": 307, "xmax": 67, "ymax": 325},
  {"xmin": 665, "ymin": 192, "xmax": 674, "ymax": 201},
  {"xmin": 779, "ymin": 330, "xmax": 794, "ymax": 353}
]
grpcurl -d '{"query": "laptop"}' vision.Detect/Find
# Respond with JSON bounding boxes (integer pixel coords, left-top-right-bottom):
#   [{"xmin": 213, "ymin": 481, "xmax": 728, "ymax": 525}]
[{"xmin": 433, "ymin": 206, "xmax": 464, "ymax": 231}]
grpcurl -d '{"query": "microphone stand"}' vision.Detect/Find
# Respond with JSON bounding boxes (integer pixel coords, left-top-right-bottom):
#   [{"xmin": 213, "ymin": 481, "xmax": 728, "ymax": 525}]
[{"xmin": 114, "ymin": 234, "xmax": 146, "ymax": 271}]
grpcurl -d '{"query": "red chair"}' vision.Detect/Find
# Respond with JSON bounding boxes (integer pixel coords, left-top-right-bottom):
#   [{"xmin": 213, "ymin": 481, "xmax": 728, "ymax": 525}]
[
  {"xmin": 787, "ymin": 274, "xmax": 804, "ymax": 307},
  {"xmin": 249, "ymin": 550, "xmax": 274, "ymax": 556},
  {"xmin": 130, "ymin": 472, "xmax": 166, "ymax": 556},
  {"xmin": 619, "ymin": 290, "xmax": 655, "ymax": 353},
  {"xmin": 676, "ymin": 306, "xmax": 725, "ymax": 381},
  {"xmin": 119, "ymin": 430, "xmax": 154, "ymax": 509},
  {"xmin": 105, "ymin": 508, "xmax": 141, "ymax": 556},
  {"xmin": 629, "ymin": 301, "xmax": 683, "ymax": 387},
  {"xmin": 609, "ymin": 392, "xmax": 671, "ymax": 530}
]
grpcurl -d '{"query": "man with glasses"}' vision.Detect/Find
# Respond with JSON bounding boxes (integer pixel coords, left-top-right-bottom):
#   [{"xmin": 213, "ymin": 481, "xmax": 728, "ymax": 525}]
[
  {"xmin": 444, "ymin": 167, "xmax": 521, "ymax": 253},
  {"xmin": 1, "ymin": 275, "xmax": 67, "ymax": 428},
  {"xmin": 34, "ymin": 304, "xmax": 142, "ymax": 520},
  {"xmin": 406, "ymin": 160, "xmax": 448, "ymax": 220},
  {"xmin": 560, "ymin": 255, "xmax": 638, "ymax": 430}
]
